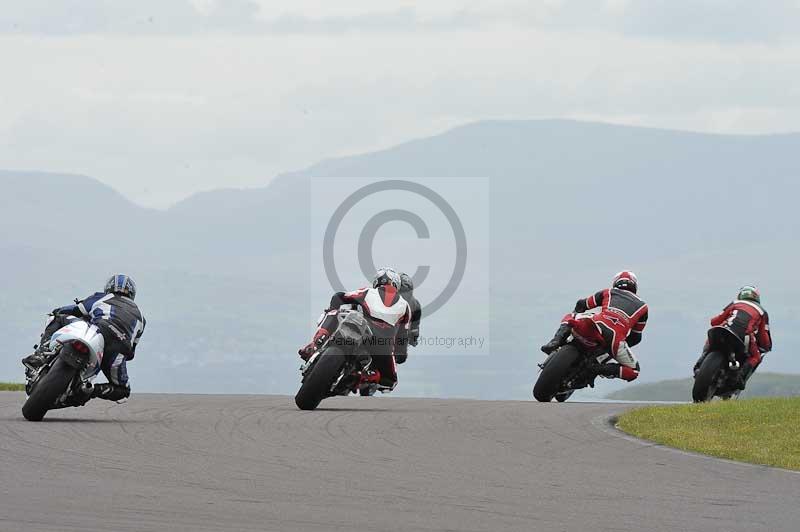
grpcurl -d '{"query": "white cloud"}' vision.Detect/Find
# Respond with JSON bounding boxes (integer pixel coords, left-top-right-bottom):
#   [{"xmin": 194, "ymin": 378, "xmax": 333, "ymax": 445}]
[
  {"xmin": 0, "ymin": 2, "xmax": 798, "ymax": 206},
  {"xmin": 4, "ymin": 1, "xmax": 799, "ymax": 43}
]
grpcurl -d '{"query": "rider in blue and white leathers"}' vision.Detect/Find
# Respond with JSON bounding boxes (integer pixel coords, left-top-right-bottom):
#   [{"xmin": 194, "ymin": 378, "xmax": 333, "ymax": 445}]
[{"xmin": 23, "ymin": 274, "xmax": 146, "ymax": 403}]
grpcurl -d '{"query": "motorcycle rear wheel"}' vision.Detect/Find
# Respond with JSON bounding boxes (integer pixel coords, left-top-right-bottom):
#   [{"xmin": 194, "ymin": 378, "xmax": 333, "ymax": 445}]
[
  {"xmin": 533, "ymin": 345, "xmax": 581, "ymax": 402},
  {"xmin": 555, "ymin": 390, "xmax": 574, "ymax": 402},
  {"xmin": 692, "ymin": 351, "xmax": 726, "ymax": 403},
  {"xmin": 22, "ymin": 357, "xmax": 77, "ymax": 422},
  {"xmin": 295, "ymin": 348, "xmax": 347, "ymax": 411}
]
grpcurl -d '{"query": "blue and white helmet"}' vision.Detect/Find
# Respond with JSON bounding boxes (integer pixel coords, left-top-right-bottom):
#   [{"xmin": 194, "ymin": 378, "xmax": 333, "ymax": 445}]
[
  {"xmin": 104, "ymin": 274, "xmax": 137, "ymax": 300},
  {"xmin": 373, "ymin": 267, "xmax": 401, "ymax": 290}
]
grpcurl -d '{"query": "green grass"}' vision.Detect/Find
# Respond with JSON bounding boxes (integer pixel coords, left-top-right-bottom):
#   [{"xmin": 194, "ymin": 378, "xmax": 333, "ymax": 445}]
[
  {"xmin": 0, "ymin": 382, "xmax": 25, "ymax": 391},
  {"xmin": 617, "ymin": 397, "xmax": 800, "ymax": 471},
  {"xmin": 607, "ymin": 372, "xmax": 800, "ymax": 401}
]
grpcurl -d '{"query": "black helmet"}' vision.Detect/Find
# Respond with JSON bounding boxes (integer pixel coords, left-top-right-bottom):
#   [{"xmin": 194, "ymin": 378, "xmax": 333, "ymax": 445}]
[
  {"xmin": 104, "ymin": 274, "xmax": 137, "ymax": 300},
  {"xmin": 399, "ymin": 272, "xmax": 414, "ymax": 294}
]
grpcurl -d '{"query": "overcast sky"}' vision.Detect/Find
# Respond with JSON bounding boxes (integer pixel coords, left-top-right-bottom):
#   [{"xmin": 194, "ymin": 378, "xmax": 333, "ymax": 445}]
[{"xmin": 1, "ymin": 0, "xmax": 799, "ymax": 207}]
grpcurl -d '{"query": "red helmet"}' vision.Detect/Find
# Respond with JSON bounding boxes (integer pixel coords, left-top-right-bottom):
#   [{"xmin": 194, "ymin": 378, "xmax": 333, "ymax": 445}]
[{"xmin": 612, "ymin": 271, "xmax": 638, "ymax": 294}]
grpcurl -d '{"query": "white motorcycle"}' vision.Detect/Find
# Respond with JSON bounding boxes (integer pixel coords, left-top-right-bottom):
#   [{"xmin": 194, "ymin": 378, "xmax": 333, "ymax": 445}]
[{"xmin": 22, "ymin": 316, "xmax": 105, "ymax": 421}]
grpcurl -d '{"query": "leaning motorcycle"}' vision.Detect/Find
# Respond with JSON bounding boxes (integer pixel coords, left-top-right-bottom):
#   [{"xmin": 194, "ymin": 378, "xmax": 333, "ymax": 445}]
[
  {"xmin": 22, "ymin": 316, "xmax": 105, "ymax": 421},
  {"xmin": 533, "ymin": 313, "xmax": 618, "ymax": 402},
  {"xmin": 295, "ymin": 309, "xmax": 379, "ymax": 411},
  {"xmin": 692, "ymin": 326, "xmax": 753, "ymax": 403}
]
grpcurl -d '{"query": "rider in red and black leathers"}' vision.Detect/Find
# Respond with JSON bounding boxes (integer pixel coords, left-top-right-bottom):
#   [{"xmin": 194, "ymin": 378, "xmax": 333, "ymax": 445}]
[
  {"xmin": 299, "ymin": 268, "xmax": 411, "ymax": 390},
  {"xmin": 541, "ymin": 271, "xmax": 648, "ymax": 381},
  {"xmin": 694, "ymin": 286, "xmax": 772, "ymax": 388}
]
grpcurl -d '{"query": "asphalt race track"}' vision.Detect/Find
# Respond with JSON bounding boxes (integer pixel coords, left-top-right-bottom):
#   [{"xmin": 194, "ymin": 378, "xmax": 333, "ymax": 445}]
[{"xmin": 1, "ymin": 393, "xmax": 797, "ymax": 532}]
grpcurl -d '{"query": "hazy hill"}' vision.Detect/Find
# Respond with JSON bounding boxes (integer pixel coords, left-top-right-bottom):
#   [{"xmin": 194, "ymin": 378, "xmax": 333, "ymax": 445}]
[
  {"xmin": 606, "ymin": 373, "xmax": 800, "ymax": 401},
  {"xmin": 1, "ymin": 120, "xmax": 798, "ymax": 399}
]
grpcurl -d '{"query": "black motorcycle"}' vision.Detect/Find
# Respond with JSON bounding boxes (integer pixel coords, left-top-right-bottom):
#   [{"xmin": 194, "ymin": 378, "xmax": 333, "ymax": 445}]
[
  {"xmin": 295, "ymin": 309, "xmax": 378, "ymax": 411},
  {"xmin": 692, "ymin": 326, "xmax": 754, "ymax": 403},
  {"xmin": 533, "ymin": 333, "xmax": 615, "ymax": 403}
]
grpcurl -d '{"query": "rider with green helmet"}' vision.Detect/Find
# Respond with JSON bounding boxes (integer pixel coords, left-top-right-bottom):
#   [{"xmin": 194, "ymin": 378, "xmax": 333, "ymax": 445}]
[{"xmin": 694, "ymin": 286, "xmax": 772, "ymax": 389}]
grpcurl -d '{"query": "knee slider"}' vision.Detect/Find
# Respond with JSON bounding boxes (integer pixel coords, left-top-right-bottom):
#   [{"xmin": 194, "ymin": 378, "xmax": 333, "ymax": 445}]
[{"xmin": 115, "ymin": 385, "xmax": 131, "ymax": 400}]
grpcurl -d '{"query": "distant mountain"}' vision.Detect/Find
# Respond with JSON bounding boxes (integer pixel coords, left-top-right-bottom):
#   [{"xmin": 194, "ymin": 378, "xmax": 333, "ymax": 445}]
[
  {"xmin": 606, "ymin": 373, "xmax": 800, "ymax": 401},
  {"xmin": 2, "ymin": 120, "xmax": 799, "ymax": 399},
  {"xmin": 0, "ymin": 170, "xmax": 154, "ymax": 250}
]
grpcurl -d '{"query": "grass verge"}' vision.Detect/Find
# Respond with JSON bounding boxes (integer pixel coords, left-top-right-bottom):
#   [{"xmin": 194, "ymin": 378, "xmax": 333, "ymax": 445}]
[
  {"xmin": 0, "ymin": 382, "xmax": 25, "ymax": 392},
  {"xmin": 617, "ymin": 397, "xmax": 800, "ymax": 471}
]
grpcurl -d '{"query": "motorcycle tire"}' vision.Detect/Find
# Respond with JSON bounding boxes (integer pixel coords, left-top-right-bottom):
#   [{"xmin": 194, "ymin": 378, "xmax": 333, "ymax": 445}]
[
  {"xmin": 295, "ymin": 348, "xmax": 347, "ymax": 411},
  {"xmin": 22, "ymin": 357, "xmax": 77, "ymax": 422},
  {"xmin": 692, "ymin": 351, "xmax": 726, "ymax": 403},
  {"xmin": 534, "ymin": 345, "xmax": 581, "ymax": 402}
]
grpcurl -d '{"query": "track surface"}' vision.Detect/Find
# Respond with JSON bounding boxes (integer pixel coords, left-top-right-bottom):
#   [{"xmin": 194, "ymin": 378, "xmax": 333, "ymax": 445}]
[{"xmin": 0, "ymin": 393, "xmax": 797, "ymax": 532}]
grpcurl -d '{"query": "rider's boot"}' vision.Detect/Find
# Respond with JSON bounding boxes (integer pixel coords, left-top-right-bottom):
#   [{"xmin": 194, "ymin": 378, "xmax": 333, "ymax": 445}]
[
  {"xmin": 22, "ymin": 323, "xmax": 61, "ymax": 369},
  {"xmin": 377, "ymin": 374, "xmax": 397, "ymax": 393},
  {"xmin": 358, "ymin": 370, "xmax": 381, "ymax": 396},
  {"xmin": 692, "ymin": 355, "xmax": 705, "ymax": 377},
  {"xmin": 693, "ymin": 343, "xmax": 710, "ymax": 376},
  {"xmin": 22, "ymin": 352, "xmax": 44, "ymax": 370},
  {"xmin": 61, "ymin": 383, "xmax": 94, "ymax": 408},
  {"xmin": 298, "ymin": 328, "xmax": 330, "ymax": 361},
  {"xmin": 91, "ymin": 383, "xmax": 131, "ymax": 403},
  {"xmin": 541, "ymin": 324, "xmax": 571, "ymax": 355},
  {"xmin": 22, "ymin": 345, "xmax": 50, "ymax": 370}
]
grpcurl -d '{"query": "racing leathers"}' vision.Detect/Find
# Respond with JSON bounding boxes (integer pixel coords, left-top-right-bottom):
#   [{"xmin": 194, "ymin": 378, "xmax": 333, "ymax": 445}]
[
  {"xmin": 28, "ymin": 292, "xmax": 146, "ymax": 402},
  {"xmin": 398, "ymin": 288, "xmax": 422, "ymax": 363},
  {"xmin": 694, "ymin": 300, "xmax": 772, "ymax": 386},
  {"xmin": 300, "ymin": 285, "xmax": 411, "ymax": 390},
  {"xmin": 541, "ymin": 288, "xmax": 649, "ymax": 381}
]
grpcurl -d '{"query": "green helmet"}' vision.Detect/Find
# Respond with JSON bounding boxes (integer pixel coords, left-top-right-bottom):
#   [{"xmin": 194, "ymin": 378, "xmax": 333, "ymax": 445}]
[{"xmin": 737, "ymin": 286, "xmax": 761, "ymax": 304}]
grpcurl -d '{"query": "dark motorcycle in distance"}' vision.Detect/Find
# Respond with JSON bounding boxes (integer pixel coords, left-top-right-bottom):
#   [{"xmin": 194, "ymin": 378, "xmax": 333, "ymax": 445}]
[
  {"xmin": 533, "ymin": 319, "xmax": 618, "ymax": 403},
  {"xmin": 692, "ymin": 326, "xmax": 754, "ymax": 403},
  {"xmin": 295, "ymin": 309, "xmax": 380, "ymax": 411}
]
